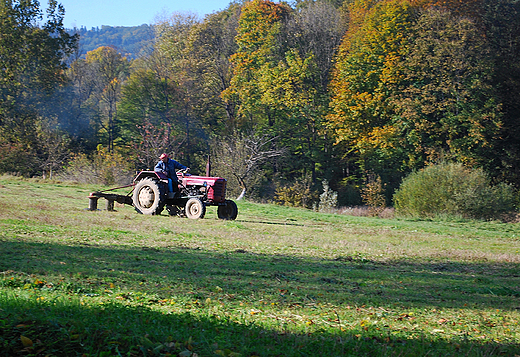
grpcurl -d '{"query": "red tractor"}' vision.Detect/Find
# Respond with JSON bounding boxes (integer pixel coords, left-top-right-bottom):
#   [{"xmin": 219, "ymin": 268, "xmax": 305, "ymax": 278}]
[{"xmin": 88, "ymin": 170, "xmax": 238, "ymax": 220}]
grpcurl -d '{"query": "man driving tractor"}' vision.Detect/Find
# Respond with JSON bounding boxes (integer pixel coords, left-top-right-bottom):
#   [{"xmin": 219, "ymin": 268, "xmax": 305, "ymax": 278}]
[{"xmin": 154, "ymin": 153, "xmax": 190, "ymax": 199}]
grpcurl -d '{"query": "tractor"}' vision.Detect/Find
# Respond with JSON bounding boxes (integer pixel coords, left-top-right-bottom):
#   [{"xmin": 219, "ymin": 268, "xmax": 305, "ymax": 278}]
[{"xmin": 88, "ymin": 169, "xmax": 238, "ymax": 220}]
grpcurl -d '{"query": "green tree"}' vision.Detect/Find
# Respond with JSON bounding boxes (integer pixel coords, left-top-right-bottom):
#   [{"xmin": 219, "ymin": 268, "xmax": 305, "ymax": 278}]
[
  {"xmin": 151, "ymin": 12, "xmax": 209, "ymax": 168},
  {"xmin": 0, "ymin": 0, "xmax": 77, "ymax": 174},
  {"xmin": 225, "ymin": 1, "xmax": 343, "ymax": 186},
  {"xmin": 118, "ymin": 67, "xmax": 179, "ymax": 147},
  {"xmin": 68, "ymin": 47, "xmax": 129, "ymax": 154},
  {"xmin": 258, "ymin": 49, "xmax": 329, "ymax": 181},
  {"xmin": 279, "ymin": 1, "xmax": 345, "ymax": 182},
  {"xmin": 84, "ymin": 46, "xmax": 130, "ymax": 152},
  {"xmin": 154, "ymin": 11, "xmax": 200, "ymax": 118},
  {"xmin": 36, "ymin": 116, "xmax": 71, "ymax": 179},
  {"xmin": 411, "ymin": 0, "xmax": 484, "ymax": 18},
  {"xmin": 115, "ymin": 16, "xmax": 187, "ymax": 159},
  {"xmin": 391, "ymin": 9, "xmax": 502, "ymax": 169},
  {"xmin": 479, "ymin": 0, "xmax": 520, "ymax": 185}
]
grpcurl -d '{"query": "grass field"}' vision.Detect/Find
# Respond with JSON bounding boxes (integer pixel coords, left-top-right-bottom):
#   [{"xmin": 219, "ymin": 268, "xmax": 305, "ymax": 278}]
[{"xmin": 0, "ymin": 175, "xmax": 519, "ymax": 356}]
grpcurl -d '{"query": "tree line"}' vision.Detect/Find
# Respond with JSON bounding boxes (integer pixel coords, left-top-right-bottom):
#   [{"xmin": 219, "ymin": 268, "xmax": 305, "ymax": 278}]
[{"xmin": 1, "ymin": 0, "xmax": 519, "ymax": 206}]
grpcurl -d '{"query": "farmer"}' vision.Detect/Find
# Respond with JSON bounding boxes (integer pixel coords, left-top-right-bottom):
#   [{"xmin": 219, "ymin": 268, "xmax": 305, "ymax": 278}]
[{"xmin": 154, "ymin": 153, "xmax": 189, "ymax": 198}]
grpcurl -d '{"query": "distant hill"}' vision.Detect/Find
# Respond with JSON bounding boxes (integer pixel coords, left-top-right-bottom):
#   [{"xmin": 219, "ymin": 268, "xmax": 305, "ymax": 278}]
[{"xmin": 69, "ymin": 25, "xmax": 155, "ymax": 59}]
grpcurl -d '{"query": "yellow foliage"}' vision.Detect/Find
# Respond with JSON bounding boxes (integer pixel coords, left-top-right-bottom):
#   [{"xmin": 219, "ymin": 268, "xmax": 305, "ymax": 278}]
[
  {"xmin": 328, "ymin": 0, "xmax": 415, "ymax": 150},
  {"xmin": 360, "ymin": 126, "xmax": 398, "ymax": 148}
]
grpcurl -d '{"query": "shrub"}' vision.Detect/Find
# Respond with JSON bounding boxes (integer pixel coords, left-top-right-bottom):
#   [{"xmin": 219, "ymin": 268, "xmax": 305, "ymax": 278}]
[
  {"xmin": 361, "ymin": 175, "xmax": 386, "ymax": 217},
  {"xmin": 393, "ymin": 162, "xmax": 515, "ymax": 220},
  {"xmin": 274, "ymin": 176, "xmax": 318, "ymax": 208},
  {"xmin": 318, "ymin": 180, "xmax": 338, "ymax": 212},
  {"xmin": 58, "ymin": 145, "xmax": 135, "ymax": 185}
]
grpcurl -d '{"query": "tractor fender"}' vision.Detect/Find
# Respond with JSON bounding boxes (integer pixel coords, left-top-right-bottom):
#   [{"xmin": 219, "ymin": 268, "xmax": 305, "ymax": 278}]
[{"xmin": 133, "ymin": 170, "xmax": 168, "ymax": 184}]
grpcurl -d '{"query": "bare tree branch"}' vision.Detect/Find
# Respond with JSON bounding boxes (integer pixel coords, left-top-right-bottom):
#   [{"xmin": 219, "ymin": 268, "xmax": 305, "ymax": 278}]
[{"xmin": 212, "ymin": 131, "xmax": 287, "ymax": 200}]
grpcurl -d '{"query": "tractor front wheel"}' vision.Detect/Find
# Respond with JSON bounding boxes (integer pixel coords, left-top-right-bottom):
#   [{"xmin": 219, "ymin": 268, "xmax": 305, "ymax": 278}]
[
  {"xmin": 133, "ymin": 178, "xmax": 165, "ymax": 215},
  {"xmin": 217, "ymin": 200, "xmax": 238, "ymax": 220},
  {"xmin": 185, "ymin": 198, "xmax": 206, "ymax": 219}
]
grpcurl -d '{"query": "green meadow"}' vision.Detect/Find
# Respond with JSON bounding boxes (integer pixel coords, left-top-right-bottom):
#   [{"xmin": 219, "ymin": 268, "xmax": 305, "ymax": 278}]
[{"xmin": 0, "ymin": 175, "xmax": 519, "ymax": 356}]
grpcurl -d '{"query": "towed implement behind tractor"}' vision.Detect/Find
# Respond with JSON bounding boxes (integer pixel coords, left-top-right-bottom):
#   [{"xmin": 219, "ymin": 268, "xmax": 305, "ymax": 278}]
[{"xmin": 88, "ymin": 170, "xmax": 238, "ymax": 220}]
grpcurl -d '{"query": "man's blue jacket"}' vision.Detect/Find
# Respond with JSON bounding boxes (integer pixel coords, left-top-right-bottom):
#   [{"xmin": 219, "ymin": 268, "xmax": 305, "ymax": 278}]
[{"xmin": 154, "ymin": 158, "xmax": 187, "ymax": 181}]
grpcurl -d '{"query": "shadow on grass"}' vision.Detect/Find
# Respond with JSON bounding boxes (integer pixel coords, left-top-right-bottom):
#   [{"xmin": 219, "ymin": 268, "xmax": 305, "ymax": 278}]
[
  {"xmin": 236, "ymin": 219, "xmax": 305, "ymax": 226},
  {"xmin": 1, "ymin": 239, "xmax": 519, "ymax": 356},
  {"xmin": 2, "ymin": 293, "xmax": 517, "ymax": 357}
]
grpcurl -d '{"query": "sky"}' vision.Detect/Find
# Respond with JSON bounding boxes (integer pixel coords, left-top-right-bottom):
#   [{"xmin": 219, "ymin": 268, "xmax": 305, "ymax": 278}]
[{"xmin": 58, "ymin": 0, "xmax": 235, "ymax": 29}]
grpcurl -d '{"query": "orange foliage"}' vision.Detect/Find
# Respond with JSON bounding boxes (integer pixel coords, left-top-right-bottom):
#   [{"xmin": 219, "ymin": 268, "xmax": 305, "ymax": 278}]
[{"xmin": 234, "ymin": 0, "xmax": 290, "ymax": 54}]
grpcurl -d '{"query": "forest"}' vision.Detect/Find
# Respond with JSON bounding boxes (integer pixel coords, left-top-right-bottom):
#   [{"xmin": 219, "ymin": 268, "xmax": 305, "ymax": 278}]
[
  {"xmin": 1, "ymin": 0, "xmax": 519, "ymax": 208},
  {"xmin": 70, "ymin": 24, "xmax": 154, "ymax": 59}
]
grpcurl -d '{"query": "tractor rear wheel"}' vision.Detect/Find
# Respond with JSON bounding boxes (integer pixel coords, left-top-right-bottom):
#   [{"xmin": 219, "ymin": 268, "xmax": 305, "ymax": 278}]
[
  {"xmin": 133, "ymin": 178, "xmax": 165, "ymax": 215},
  {"xmin": 217, "ymin": 200, "xmax": 238, "ymax": 220},
  {"xmin": 185, "ymin": 198, "xmax": 206, "ymax": 219}
]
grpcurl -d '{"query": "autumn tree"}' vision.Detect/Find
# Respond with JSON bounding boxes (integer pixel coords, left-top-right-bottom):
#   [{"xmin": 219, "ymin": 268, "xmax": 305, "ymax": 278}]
[
  {"xmin": 327, "ymin": 0, "xmax": 509, "ymax": 200},
  {"xmin": 327, "ymin": 0, "xmax": 415, "ymax": 183},
  {"xmin": 222, "ymin": 0, "xmax": 290, "ymax": 129}
]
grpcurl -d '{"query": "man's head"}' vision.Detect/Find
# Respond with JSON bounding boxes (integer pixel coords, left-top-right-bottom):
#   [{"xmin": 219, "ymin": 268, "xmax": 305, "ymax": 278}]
[{"xmin": 159, "ymin": 153, "xmax": 169, "ymax": 162}]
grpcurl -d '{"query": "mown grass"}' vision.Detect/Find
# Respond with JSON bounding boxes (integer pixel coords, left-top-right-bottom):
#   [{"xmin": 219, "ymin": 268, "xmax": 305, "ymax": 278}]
[{"xmin": 0, "ymin": 175, "xmax": 519, "ymax": 356}]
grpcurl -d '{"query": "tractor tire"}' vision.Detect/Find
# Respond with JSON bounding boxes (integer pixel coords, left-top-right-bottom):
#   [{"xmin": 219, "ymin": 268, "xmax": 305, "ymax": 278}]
[
  {"xmin": 133, "ymin": 178, "xmax": 165, "ymax": 215},
  {"xmin": 185, "ymin": 198, "xmax": 206, "ymax": 219},
  {"xmin": 217, "ymin": 200, "xmax": 238, "ymax": 220}
]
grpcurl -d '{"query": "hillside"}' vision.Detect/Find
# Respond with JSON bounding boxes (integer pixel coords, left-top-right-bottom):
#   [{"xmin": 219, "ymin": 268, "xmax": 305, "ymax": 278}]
[
  {"xmin": 0, "ymin": 176, "xmax": 519, "ymax": 356},
  {"xmin": 69, "ymin": 24, "xmax": 154, "ymax": 58}
]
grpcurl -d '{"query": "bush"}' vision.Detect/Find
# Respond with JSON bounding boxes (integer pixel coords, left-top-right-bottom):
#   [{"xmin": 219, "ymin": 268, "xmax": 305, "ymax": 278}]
[
  {"xmin": 361, "ymin": 175, "xmax": 386, "ymax": 217},
  {"xmin": 318, "ymin": 180, "xmax": 338, "ymax": 212},
  {"xmin": 274, "ymin": 176, "xmax": 318, "ymax": 209},
  {"xmin": 58, "ymin": 146, "xmax": 135, "ymax": 186},
  {"xmin": 393, "ymin": 162, "xmax": 515, "ymax": 220}
]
